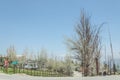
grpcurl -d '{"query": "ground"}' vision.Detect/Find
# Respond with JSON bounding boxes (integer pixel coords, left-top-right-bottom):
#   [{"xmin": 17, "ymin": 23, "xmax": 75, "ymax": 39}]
[{"xmin": 0, "ymin": 72, "xmax": 120, "ymax": 80}]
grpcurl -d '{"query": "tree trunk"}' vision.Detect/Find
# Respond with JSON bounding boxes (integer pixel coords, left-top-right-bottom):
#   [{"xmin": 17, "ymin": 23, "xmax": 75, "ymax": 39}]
[{"xmin": 95, "ymin": 58, "xmax": 99, "ymax": 75}]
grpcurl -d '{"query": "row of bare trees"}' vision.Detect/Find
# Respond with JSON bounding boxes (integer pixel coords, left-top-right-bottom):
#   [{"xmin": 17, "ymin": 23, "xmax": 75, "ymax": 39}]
[{"xmin": 1, "ymin": 46, "xmax": 74, "ymax": 76}]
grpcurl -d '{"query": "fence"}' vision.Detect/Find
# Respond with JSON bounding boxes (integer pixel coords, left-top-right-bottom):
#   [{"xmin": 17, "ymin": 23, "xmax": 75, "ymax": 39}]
[{"xmin": 0, "ymin": 65, "xmax": 70, "ymax": 77}]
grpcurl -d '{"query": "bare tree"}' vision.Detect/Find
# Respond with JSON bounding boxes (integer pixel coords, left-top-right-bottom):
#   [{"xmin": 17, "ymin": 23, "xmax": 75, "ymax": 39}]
[
  {"xmin": 47, "ymin": 57, "xmax": 54, "ymax": 71},
  {"xmin": 36, "ymin": 48, "xmax": 48, "ymax": 69},
  {"xmin": 18, "ymin": 48, "xmax": 28, "ymax": 64},
  {"xmin": 7, "ymin": 45, "xmax": 17, "ymax": 62},
  {"xmin": 64, "ymin": 53, "xmax": 73, "ymax": 76},
  {"xmin": 66, "ymin": 11, "xmax": 102, "ymax": 76}
]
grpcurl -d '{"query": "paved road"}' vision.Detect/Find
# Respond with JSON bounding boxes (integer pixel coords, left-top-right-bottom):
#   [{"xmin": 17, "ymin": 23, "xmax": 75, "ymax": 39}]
[{"xmin": 0, "ymin": 73, "xmax": 120, "ymax": 80}]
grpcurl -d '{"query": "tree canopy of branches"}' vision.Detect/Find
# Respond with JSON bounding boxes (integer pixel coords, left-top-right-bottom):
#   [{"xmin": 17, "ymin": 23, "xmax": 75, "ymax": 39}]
[{"xmin": 67, "ymin": 11, "xmax": 102, "ymax": 76}]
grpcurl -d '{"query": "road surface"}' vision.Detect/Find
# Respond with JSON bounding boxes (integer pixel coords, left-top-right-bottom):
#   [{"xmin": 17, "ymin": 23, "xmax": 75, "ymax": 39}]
[{"xmin": 0, "ymin": 73, "xmax": 120, "ymax": 80}]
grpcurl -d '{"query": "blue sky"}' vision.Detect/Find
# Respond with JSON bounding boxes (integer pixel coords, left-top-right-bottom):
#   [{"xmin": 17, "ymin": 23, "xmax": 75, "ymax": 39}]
[{"xmin": 0, "ymin": 0, "xmax": 120, "ymax": 59}]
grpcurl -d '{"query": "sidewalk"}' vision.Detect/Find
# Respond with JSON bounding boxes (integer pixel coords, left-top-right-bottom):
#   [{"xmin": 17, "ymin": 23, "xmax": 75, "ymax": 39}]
[
  {"xmin": 73, "ymin": 71, "xmax": 82, "ymax": 77},
  {"xmin": 0, "ymin": 73, "xmax": 81, "ymax": 80},
  {"xmin": 0, "ymin": 72, "xmax": 120, "ymax": 80}
]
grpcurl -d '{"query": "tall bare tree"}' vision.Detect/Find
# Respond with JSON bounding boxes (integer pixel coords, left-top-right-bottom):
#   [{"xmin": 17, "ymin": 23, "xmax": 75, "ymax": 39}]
[{"xmin": 66, "ymin": 11, "xmax": 102, "ymax": 76}]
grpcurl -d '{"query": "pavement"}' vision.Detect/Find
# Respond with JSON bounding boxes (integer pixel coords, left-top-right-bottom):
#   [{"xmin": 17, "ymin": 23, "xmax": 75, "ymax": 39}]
[
  {"xmin": 73, "ymin": 71, "xmax": 82, "ymax": 77},
  {"xmin": 0, "ymin": 72, "xmax": 120, "ymax": 80}
]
